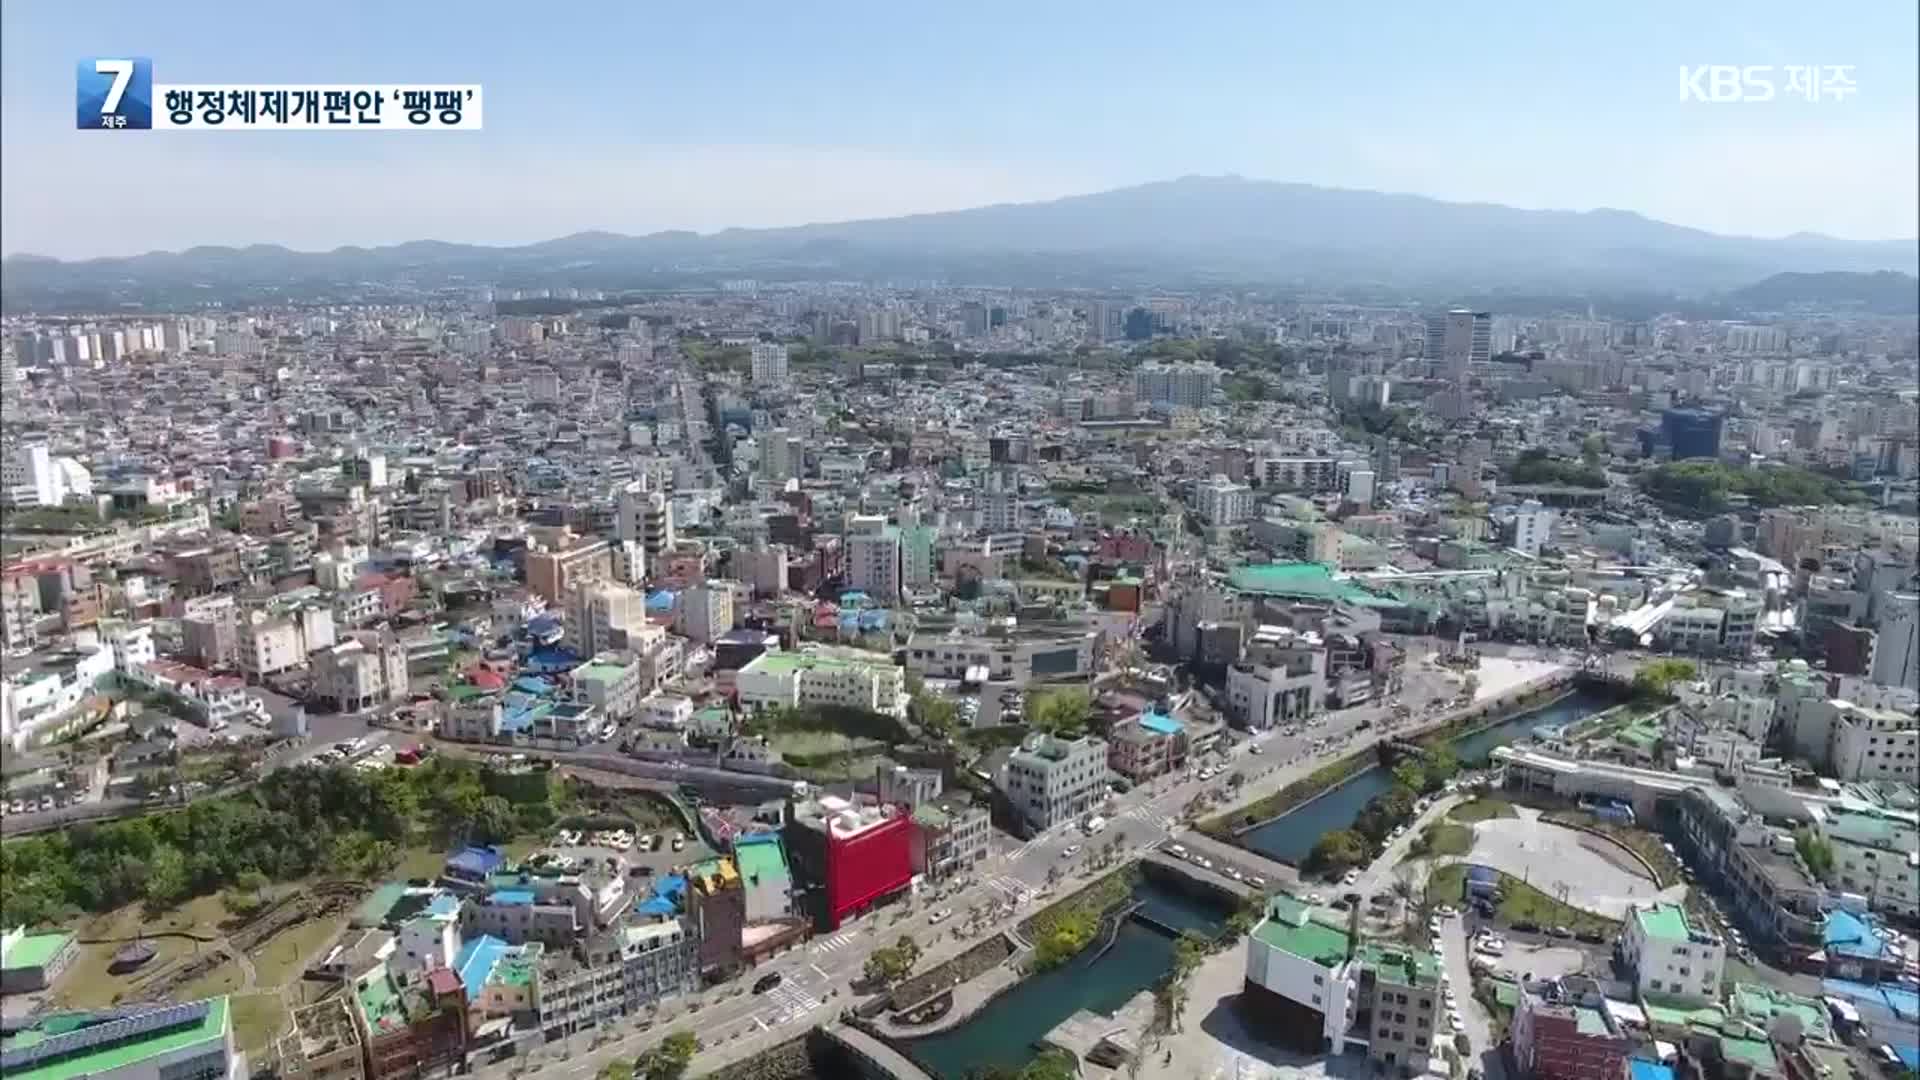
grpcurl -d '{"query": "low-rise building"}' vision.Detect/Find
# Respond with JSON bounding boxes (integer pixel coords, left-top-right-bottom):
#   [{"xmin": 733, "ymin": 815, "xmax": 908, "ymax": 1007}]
[
  {"xmin": 999, "ymin": 732, "xmax": 1110, "ymax": 837},
  {"xmin": 1619, "ymin": 901, "xmax": 1725, "ymax": 1004},
  {"xmin": 734, "ymin": 649, "xmax": 906, "ymax": 718},
  {"xmin": 309, "ymin": 634, "xmax": 409, "ymax": 714},
  {"xmin": 0, "ymin": 925, "xmax": 77, "ymax": 993},
  {"xmin": 0, "ymin": 995, "xmax": 249, "ymax": 1080},
  {"xmin": 1106, "ymin": 709, "xmax": 1190, "ymax": 782},
  {"xmin": 1511, "ymin": 978, "xmax": 1634, "ymax": 1080}
]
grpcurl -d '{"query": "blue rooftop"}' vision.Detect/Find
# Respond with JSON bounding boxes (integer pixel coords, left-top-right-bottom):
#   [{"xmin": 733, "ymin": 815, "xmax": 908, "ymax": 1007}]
[
  {"xmin": 446, "ymin": 845, "xmax": 505, "ymax": 878},
  {"xmin": 525, "ymin": 646, "xmax": 582, "ymax": 673},
  {"xmin": 488, "ymin": 889, "xmax": 536, "ymax": 906},
  {"xmin": 526, "ymin": 614, "xmax": 562, "ymax": 637},
  {"xmin": 646, "ymin": 590, "xmax": 678, "ymax": 612},
  {"xmin": 1824, "ymin": 909, "xmax": 1885, "ymax": 960},
  {"xmin": 636, "ymin": 874, "xmax": 688, "ymax": 916},
  {"xmin": 453, "ymin": 935, "xmax": 508, "ymax": 996},
  {"xmin": 1139, "ymin": 711, "xmax": 1183, "ymax": 736},
  {"xmin": 1630, "ymin": 1062, "xmax": 1674, "ymax": 1080},
  {"xmin": 424, "ymin": 893, "xmax": 462, "ymax": 918},
  {"xmin": 513, "ymin": 675, "xmax": 555, "ymax": 696}
]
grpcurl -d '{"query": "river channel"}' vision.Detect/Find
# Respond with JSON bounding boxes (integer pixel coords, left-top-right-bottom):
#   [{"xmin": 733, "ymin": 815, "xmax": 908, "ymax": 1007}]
[
  {"xmin": 1239, "ymin": 684, "xmax": 1617, "ymax": 865},
  {"xmin": 901, "ymin": 683, "xmax": 1619, "ymax": 1075}
]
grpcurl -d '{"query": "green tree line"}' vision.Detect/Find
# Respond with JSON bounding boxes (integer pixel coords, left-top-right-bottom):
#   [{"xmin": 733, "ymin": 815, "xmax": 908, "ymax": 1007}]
[
  {"xmin": 0, "ymin": 758, "xmax": 566, "ymax": 926},
  {"xmin": 1307, "ymin": 749, "xmax": 1461, "ymax": 875},
  {"xmin": 1640, "ymin": 461, "xmax": 1859, "ymax": 512}
]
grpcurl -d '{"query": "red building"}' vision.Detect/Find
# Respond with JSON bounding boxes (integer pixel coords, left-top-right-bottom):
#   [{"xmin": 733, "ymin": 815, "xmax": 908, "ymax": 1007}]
[
  {"xmin": 1512, "ymin": 986, "xmax": 1633, "ymax": 1080},
  {"xmin": 783, "ymin": 795, "xmax": 915, "ymax": 931}
]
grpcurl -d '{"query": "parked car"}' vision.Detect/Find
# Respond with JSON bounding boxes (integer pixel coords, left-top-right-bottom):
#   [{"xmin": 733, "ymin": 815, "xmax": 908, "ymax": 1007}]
[
  {"xmin": 1547, "ymin": 925, "xmax": 1573, "ymax": 939},
  {"xmin": 1512, "ymin": 920, "xmax": 1540, "ymax": 933},
  {"xmin": 1575, "ymin": 928, "xmax": 1606, "ymax": 944},
  {"xmin": 753, "ymin": 972, "xmax": 783, "ymax": 994}
]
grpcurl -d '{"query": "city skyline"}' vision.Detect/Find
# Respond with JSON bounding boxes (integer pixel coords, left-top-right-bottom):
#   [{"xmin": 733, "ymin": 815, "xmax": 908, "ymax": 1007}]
[{"xmin": 3, "ymin": 0, "xmax": 1917, "ymax": 259}]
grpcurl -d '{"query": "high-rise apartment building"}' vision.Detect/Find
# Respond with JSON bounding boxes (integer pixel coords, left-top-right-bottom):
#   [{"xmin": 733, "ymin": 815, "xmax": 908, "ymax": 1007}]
[
  {"xmin": 1134, "ymin": 362, "xmax": 1221, "ymax": 409},
  {"xmin": 1424, "ymin": 310, "xmax": 1491, "ymax": 383},
  {"xmin": 750, "ymin": 343, "xmax": 789, "ymax": 385},
  {"xmin": 845, "ymin": 515, "xmax": 901, "ymax": 602}
]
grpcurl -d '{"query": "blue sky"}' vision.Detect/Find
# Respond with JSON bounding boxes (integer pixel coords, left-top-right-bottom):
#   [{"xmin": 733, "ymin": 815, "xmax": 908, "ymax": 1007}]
[{"xmin": 3, "ymin": 0, "xmax": 1915, "ymax": 258}]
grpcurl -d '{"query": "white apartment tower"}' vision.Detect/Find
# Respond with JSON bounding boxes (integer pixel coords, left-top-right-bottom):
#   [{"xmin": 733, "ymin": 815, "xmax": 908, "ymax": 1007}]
[
  {"xmin": 846, "ymin": 515, "xmax": 902, "ymax": 602},
  {"xmin": 1424, "ymin": 310, "xmax": 1491, "ymax": 383},
  {"xmin": 750, "ymin": 343, "xmax": 790, "ymax": 385}
]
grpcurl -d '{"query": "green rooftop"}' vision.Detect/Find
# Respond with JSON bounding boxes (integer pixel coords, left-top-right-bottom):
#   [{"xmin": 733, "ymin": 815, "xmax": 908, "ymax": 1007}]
[
  {"xmin": 1731, "ymin": 983, "xmax": 1832, "ymax": 1042},
  {"xmin": 1227, "ymin": 562, "xmax": 1392, "ymax": 607},
  {"xmin": 491, "ymin": 951, "xmax": 537, "ymax": 988},
  {"xmin": 1574, "ymin": 1007, "xmax": 1613, "ymax": 1038},
  {"xmin": 1720, "ymin": 1036, "xmax": 1778, "ymax": 1072},
  {"xmin": 735, "ymin": 838, "xmax": 791, "ymax": 888},
  {"xmin": 1633, "ymin": 902, "xmax": 1694, "ymax": 942},
  {"xmin": 1640, "ymin": 998, "xmax": 1725, "ymax": 1029},
  {"xmin": 3, "ymin": 997, "xmax": 229, "ymax": 1080},
  {"xmin": 1251, "ymin": 896, "xmax": 1352, "ymax": 969},
  {"xmin": 2, "ymin": 931, "xmax": 72, "ymax": 970},
  {"xmin": 746, "ymin": 651, "xmax": 888, "ymax": 676},
  {"xmin": 574, "ymin": 662, "xmax": 629, "ymax": 684},
  {"xmin": 356, "ymin": 972, "xmax": 406, "ymax": 1036},
  {"xmin": 1353, "ymin": 942, "xmax": 1442, "ymax": 988}
]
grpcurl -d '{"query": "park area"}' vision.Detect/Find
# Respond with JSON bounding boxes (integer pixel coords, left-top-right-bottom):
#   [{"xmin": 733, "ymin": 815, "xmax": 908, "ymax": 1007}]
[
  {"xmin": 47, "ymin": 881, "xmax": 365, "ymax": 1056},
  {"xmin": 1443, "ymin": 809, "xmax": 1677, "ymax": 920}
]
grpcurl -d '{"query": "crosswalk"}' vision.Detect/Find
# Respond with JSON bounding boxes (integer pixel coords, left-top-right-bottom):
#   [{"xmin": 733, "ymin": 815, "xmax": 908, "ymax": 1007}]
[
  {"xmin": 760, "ymin": 983, "xmax": 823, "ymax": 1025},
  {"xmin": 809, "ymin": 929, "xmax": 860, "ymax": 955},
  {"xmin": 1118, "ymin": 805, "xmax": 1178, "ymax": 832},
  {"xmin": 982, "ymin": 874, "xmax": 1035, "ymax": 904}
]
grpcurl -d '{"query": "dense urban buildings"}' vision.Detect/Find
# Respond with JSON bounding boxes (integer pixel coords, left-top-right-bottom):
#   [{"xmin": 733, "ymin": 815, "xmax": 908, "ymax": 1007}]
[{"xmin": 0, "ymin": 260, "xmax": 1916, "ymax": 1080}]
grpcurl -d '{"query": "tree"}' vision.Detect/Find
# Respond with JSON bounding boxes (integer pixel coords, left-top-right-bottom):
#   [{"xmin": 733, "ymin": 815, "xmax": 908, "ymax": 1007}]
[
  {"xmin": 1794, "ymin": 829, "xmax": 1835, "ymax": 878},
  {"xmin": 143, "ymin": 845, "xmax": 189, "ymax": 908},
  {"xmin": 1305, "ymin": 829, "xmax": 1369, "ymax": 874},
  {"xmin": 1461, "ymin": 673, "xmax": 1480, "ymax": 701},
  {"xmin": 1392, "ymin": 760, "xmax": 1427, "ymax": 795},
  {"xmin": 599, "ymin": 1063, "xmax": 635, "ymax": 1080},
  {"xmin": 913, "ymin": 693, "xmax": 958, "ymax": 739},
  {"xmin": 1028, "ymin": 689, "xmax": 1091, "ymax": 738},
  {"xmin": 636, "ymin": 1031, "xmax": 698, "ymax": 1080},
  {"xmin": 1631, "ymin": 659, "xmax": 1697, "ymax": 700}
]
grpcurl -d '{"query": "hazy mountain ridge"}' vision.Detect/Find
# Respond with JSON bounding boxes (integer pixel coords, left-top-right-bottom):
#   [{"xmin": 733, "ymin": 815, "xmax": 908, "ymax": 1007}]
[
  {"xmin": 5, "ymin": 176, "xmax": 1915, "ymax": 310},
  {"xmin": 1725, "ymin": 270, "xmax": 1919, "ymax": 315}
]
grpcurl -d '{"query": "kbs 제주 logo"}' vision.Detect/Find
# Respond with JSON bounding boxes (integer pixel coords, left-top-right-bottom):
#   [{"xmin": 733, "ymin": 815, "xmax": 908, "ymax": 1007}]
[{"xmin": 77, "ymin": 57, "xmax": 153, "ymax": 129}]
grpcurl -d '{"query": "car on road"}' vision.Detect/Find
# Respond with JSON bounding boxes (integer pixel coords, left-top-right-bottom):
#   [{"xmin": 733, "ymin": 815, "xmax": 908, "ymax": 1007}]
[
  {"xmin": 1062, "ymin": 844, "xmax": 1081, "ymax": 858},
  {"xmin": 1169, "ymin": 844, "xmax": 1187, "ymax": 859},
  {"xmin": 752, "ymin": 972, "xmax": 783, "ymax": 994},
  {"xmin": 1248, "ymin": 876, "xmax": 1266, "ymax": 889},
  {"xmin": 1547, "ymin": 925, "xmax": 1573, "ymax": 939},
  {"xmin": 1341, "ymin": 869, "xmax": 1360, "ymax": 887},
  {"xmin": 929, "ymin": 908, "xmax": 953, "ymax": 925},
  {"xmin": 1436, "ymin": 905, "xmax": 1458, "ymax": 917}
]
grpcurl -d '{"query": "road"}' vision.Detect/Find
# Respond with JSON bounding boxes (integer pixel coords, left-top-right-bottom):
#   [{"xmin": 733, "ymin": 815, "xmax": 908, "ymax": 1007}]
[{"xmin": 479, "ymin": 661, "xmax": 1511, "ymax": 1080}]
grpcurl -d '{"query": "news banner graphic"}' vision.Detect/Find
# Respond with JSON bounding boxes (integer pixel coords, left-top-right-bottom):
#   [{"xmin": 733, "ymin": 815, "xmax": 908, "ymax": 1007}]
[{"xmin": 78, "ymin": 58, "xmax": 482, "ymax": 130}]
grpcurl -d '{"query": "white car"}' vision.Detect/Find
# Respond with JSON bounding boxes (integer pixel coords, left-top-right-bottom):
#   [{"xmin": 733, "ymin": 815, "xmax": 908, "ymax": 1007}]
[
  {"xmin": 1062, "ymin": 844, "xmax": 1082, "ymax": 858},
  {"xmin": 929, "ymin": 908, "xmax": 953, "ymax": 925},
  {"xmin": 1169, "ymin": 844, "xmax": 1188, "ymax": 859},
  {"xmin": 1341, "ymin": 869, "xmax": 1360, "ymax": 886}
]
